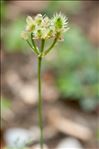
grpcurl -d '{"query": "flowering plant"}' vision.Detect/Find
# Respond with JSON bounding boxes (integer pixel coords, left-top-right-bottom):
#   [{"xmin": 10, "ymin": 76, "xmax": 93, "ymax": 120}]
[{"xmin": 21, "ymin": 13, "xmax": 69, "ymax": 149}]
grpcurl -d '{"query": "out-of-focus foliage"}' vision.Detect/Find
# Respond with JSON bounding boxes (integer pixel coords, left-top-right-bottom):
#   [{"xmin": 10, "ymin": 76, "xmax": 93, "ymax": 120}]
[
  {"xmin": 1, "ymin": 97, "xmax": 11, "ymax": 118},
  {"xmin": 1, "ymin": 0, "xmax": 6, "ymax": 40},
  {"xmin": 97, "ymin": 129, "xmax": 99, "ymax": 140},
  {"xmin": 4, "ymin": 18, "xmax": 29, "ymax": 53},
  {"xmin": 45, "ymin": 1, "xmax": 81, "ymax": 15},
  {"xmin": 4, "ymin": 147, "xmax": 28, "ymax": 149},
  {"xmin": 1, "ymin": 0, "xmax": 6, "ymax": 20},
  {"xmin": 45, "ymin": 25, "xmax": 99, "ymax": 111},
  {"xmin": 1, "ymin": 97, "xmax": 11, "ymax": 111},
  {"xmin": 2, "ymin": 1, "xmax": 99, "ymax": 111},
  {"xmin": 1, "ymin": 1, "xmax": 29, "ymax": 53},
  {"xmin": 0, "ymin": 0, "xmax": 5, "ymax": 19}
]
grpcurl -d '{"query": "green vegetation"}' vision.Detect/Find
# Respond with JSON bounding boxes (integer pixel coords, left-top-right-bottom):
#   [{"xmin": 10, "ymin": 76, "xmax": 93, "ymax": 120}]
[
  {"xmin": 4, "ymin": 18, "xmax": 29, "ymax": 53},
  {"xmin": 2, "ymin": 1, "xmax": 98, "ymax": 112},
  {"xmin": 45, "ymin": 25, "xmax": 99, "ymax": 111}
]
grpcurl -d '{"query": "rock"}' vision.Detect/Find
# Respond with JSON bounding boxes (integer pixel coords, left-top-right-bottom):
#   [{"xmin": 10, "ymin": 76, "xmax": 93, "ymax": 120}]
[
  {"xmin": 28, "ymin": 126, "xmax": 58, "ymax": 142},
  {"xmin": 48, "ymin": 109, "xmax": 93, "ymax": 141},
  {"xmin": 5, "ymin": 71, "xmax": 38, "ymax": 105},
  {"xmin": 4, "ymin": 128, "xmax": 30, "ymax": 148},
  {"xmin": 19, "ymin": 84, "xmax": 38, "ymax": 104},
  {"xmin": 5, "ymin": 71, "xmax": 59, "ymax": 105},
  {"xmin": 43, "ymin": 82, "xmax": 59, "ymax": 102},
  {"xmin": 28, "ymin": 126, "xmax": 40, "ymax": 142},
  {"xmin": 56, "ymin": 138, "xmax": 83, "ymax": 149}
]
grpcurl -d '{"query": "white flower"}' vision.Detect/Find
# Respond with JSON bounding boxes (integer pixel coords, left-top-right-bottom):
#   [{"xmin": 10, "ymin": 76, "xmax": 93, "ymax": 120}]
[
  {"xmin": 47, "ymin": 26, "xmax": 55, "ymax": 38},
  {"xmin": 26, "ymin": 16, "xmax": 35, "ymax": 32},
  {"xmin": 21, "ymin": 31, "xmax": 28, "ymax": 40},
  {"xmin": 41, "ymin": 28, "xmax": 49, "ymax": 39},
  {"xmin": 26, "ymin": 16, "xmax": 33, "ymax": 25},
  {"xmin": 21, "ymin": 13, "xmax": 69, "ymax": 40},
  {"xmin": 33, "ymin": 28, "xmax": 42, "ymax": 39},
  {"xmin": 34, "ymin": 14, "xmax": 43, "ymax": 25},
  {"xmin": 51, "ymin": 12, "xmax": 68, "ymax": 33},
  {"xmin": 42, "ymin": 16, "xmax": 51, "ymax": 28},
  {"xmin": 33, "ymin": 27, "xmax": 49, "ymax": 39}
]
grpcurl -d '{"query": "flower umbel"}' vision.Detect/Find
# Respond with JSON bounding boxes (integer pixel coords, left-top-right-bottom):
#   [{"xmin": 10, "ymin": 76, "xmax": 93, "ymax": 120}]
[{"xmin": 21, "ymin": 13, "xmax": 68, "ymax": 42}]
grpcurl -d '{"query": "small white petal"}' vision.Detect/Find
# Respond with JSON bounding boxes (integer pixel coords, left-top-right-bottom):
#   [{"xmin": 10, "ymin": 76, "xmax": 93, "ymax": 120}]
[{"xmin": 26, "ymin": 16, "xmax": 33, "ymax": 25}]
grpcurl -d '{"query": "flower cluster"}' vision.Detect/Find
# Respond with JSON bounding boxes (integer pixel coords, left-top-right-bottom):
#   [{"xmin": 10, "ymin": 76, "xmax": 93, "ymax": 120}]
[{"xmin": 21, "ymin": 13, "xmax": 69, "ymax": 41}]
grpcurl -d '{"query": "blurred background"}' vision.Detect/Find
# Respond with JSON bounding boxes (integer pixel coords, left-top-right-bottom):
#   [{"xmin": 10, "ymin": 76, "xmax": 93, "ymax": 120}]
[{"xmin": 1, "ymin": 1, "xmax": 99, "ymax": 149}]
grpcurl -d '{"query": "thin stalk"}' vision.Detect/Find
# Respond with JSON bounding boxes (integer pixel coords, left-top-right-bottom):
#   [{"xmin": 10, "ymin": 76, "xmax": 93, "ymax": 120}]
[
  {"xmin": 31, "ymin": 33, "xmax": 39, "ymax": 54},
  {"xmin": 37, "ymin": 39, "xmax": 45, "ymax": 149},
  {"xmin": 26, "ymin": 40, "xmax": 38, "ymax": 55},
  {"xmin": 26, "ymin": 40, "xmax": 33, "ymax": 49},
  {"xmin": 38, "ymin": 56, "xmax": 43, "ymax": 149},
  {"xmin": 41, "ymin": 39, "xmax": 45, "ymax": 53},
  {"xmin": 43, "ymin": 37, "xmax": 58, "ymax": 56}
]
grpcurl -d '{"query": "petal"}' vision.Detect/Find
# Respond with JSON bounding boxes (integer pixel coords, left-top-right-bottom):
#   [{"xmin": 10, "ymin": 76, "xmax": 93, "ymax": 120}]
[{"xmin": 26, "ymin": 16, "xmax": 33, "ymax": 25}]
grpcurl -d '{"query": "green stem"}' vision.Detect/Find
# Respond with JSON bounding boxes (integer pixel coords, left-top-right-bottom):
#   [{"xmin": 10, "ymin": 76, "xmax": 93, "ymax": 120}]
[
  {"xmin": 43, "ymin": 37, "xmax": 58, "ymax": 56},
  {"xmin": 37, "ymin": 40, "xmax": 45, "ymax": 149},
  {"xmin": 31, "ymin": 33, "xmax": 39, "ymax": 54},
  {"xmin": 26, "ymin": 40, "xmax": 33, "ymax": 49},
  {"xmin": 26, "ymin": 40, "xmax": 38, "ymax": 55},
  {"xmin": 38, "ymin": 56, "xmax": 43, "ymax": 149},
  {"xmin": 41, "ymin": 39, "xmax": 45, "ymax": 53}
]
